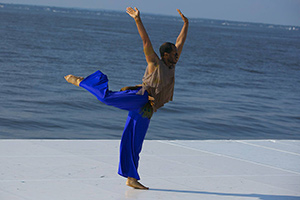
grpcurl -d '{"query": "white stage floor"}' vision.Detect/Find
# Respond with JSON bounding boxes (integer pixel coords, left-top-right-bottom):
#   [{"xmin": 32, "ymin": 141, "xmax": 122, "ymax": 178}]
[{"xmin": 1, "ymin": 140, "xmax": 300, "ymax": 200}]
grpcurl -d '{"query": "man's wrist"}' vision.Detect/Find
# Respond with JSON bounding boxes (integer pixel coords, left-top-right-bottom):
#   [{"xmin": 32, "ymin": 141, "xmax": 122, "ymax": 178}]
[{"xmin": 134, "ymin": 16, "xmax": 141, "ymax": 21}]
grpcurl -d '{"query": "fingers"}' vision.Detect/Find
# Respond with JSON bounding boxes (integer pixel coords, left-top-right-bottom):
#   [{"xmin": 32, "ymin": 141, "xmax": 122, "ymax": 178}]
[
  {"xmin": 126, "ymin": 7, "xmax": 133, "ymax": 12},
  {"xmin": 177, "ymin": 9, "xmax": 185, "ymax": 18},
  {"xmin": 177, "ymin": 9, "xmax": 182, "ymax": 15},
  {"xmin": 148, "ymin": 96, "xmax": 154, "ymax": 101},
  {"xmin": 126, "ymin": 7, "xmax": 140, "ymax": 18},
  {"xmin": 177, "ymin": 9, "xmax": 188, "ymax": 23},
  {"xmin": 126, "ymin": 7, "xmax": 138, "ymax": 13},
  {"xmin": 126, "ymin": 7, "xmax": 133, "ymax": 15},
  {"xmin": 126, "ymin": 7, "xmax": 133, "ymax": 14}
]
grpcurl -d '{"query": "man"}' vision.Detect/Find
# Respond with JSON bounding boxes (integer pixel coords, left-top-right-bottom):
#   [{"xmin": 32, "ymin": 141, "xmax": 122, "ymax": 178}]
[{"xmin": 65, "ymin": 7, "xmax": 188, "ymax": 190}]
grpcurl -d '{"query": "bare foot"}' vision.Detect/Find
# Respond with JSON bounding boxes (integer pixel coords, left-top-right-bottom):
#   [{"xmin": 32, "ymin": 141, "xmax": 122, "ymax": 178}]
[
  {"xmin": 126, "ymin": 177, "xmax": 149, "ymax": 190},
  {"xmin": 64, "ymin": 75, "xmax": 84, "ymax": 87}
]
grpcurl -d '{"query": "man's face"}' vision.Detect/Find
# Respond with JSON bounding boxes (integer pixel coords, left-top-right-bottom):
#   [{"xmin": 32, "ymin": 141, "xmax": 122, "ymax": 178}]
[{"xmin": 167, "ymin": 46, "xmax": 179, "ymax": 65}]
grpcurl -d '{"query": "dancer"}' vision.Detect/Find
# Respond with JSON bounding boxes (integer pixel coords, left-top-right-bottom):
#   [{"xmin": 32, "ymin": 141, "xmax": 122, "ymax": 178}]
[{"xmin": 65, "ymin": 7, "xmax": 188, "ymax": 189}]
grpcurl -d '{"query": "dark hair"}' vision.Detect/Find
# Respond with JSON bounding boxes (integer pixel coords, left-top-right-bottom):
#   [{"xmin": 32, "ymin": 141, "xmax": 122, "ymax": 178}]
[{"xmin": 159, "ymin": 42, "xmax": 176, "ymax": 58}]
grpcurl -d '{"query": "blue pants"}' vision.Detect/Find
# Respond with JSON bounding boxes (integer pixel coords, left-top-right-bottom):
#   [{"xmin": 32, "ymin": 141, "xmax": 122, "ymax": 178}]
[{"xmin": 79, "ymin": 70, "xmax": 150, "ymax": 180}]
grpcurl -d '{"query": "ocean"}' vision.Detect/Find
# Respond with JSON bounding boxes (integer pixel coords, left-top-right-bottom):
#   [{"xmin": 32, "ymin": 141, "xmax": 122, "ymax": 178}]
[{"xmin": 1, "ymin": 4, "xmax": 299, "ymax": 140}]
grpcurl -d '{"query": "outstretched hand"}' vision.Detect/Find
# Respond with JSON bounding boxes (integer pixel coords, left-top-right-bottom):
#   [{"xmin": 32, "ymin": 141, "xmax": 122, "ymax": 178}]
[
  {"xmin": 177, "ymin": 9, "xmax": 188, "ymax": 23},
  {"xmin": 126, "ymin": 7, "xmax": 140, "ymax": 19}
]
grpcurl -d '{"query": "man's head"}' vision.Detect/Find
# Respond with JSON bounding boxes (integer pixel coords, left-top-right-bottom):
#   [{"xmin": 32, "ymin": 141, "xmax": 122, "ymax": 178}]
[{"xmin": 159, "ymin": 42, "xmax": 178, "ymax": 67}]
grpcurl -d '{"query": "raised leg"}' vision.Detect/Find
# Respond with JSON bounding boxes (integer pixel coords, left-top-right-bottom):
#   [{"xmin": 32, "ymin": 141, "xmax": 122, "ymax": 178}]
[{"xmin": 77, "ymin": 70, "xmax": 149, "ymax": 111}]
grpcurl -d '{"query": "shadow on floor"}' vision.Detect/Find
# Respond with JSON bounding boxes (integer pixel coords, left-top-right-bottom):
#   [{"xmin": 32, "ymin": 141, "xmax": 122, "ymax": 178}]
[{"xmin": 149, "ymin": 188, "xmax": 300, "ymax": 200}]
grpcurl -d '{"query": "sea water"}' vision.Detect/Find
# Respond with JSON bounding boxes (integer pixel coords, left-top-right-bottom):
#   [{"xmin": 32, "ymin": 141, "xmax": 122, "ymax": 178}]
[{"xmin": 1, "ymin": 4, "xmax": 300, "ymax": 140}]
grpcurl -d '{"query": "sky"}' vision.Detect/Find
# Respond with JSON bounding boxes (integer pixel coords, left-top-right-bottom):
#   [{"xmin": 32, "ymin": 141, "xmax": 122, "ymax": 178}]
[{"xmin": 1, "ymin": 0, "xmax": 300, "ymax": 26}]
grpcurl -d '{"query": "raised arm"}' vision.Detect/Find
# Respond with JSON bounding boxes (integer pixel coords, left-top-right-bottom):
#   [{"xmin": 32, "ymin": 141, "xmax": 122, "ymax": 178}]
[
  {"xmin": 175, "ymin": 9, "xmax": 189, "ymax": 59},
  {"xmin": 127, "ymin": 7, "xmax": 159, "ymax": 74}
]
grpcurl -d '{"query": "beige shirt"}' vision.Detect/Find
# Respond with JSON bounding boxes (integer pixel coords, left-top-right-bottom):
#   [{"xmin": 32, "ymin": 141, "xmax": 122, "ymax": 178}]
[{"xmin": 137, "ymin": 60, "xmax": 175, "ymax": 112}]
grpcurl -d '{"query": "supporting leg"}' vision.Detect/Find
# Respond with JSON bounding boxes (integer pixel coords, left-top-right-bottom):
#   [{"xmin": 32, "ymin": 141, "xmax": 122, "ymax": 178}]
[{"xmin": 118, "ymin": 110, "xmax": 150, "ymax": 189}]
